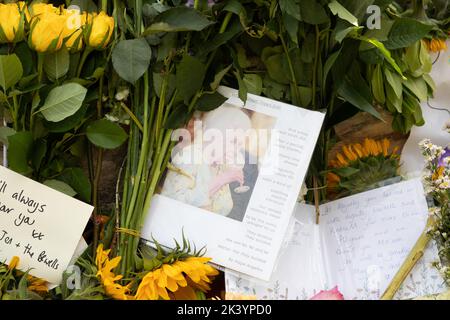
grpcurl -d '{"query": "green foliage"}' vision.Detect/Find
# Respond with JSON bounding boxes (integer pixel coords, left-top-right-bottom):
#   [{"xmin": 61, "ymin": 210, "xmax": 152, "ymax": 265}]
[
  {"xmin": 86, "ymin": 119, "xmax": 128, "ymax": 149},
  {"xmin": 112, "ymin": 39, "xmax": 152, "ymax": 84}
]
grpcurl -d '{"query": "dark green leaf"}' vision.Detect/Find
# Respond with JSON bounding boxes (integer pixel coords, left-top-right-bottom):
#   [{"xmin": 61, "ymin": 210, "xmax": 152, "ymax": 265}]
[
  {"xmin": 0, "ymin": 54, "xmax": 23, "ymax": 91},
  {"xmin": 143, "ymin": 7, "xmax": 214, "ymax": 34},
  {"xmin": 176, "ymin": 55, "xmax": 206, "ymax": 102},
  {"xmin": 337, "ymin": 65, "xmax": 382, "ymax": 120},
  {"xmin": 86, "ymin": 119, "xmax": 128, "ymax": 149},
  {"xmin": 196, "ymin": 92, "xmax": 227, "ymax": 112},
  {"xmin": 112, "ymin": 39, "xmax": 152, "ymax": 84},
  {"xmin": 299, "ymin": 0, "xmax": 329, "ymax": 25},
  {"xmin": 59, "ymin": 167, "xmax": 91, "ymax": 202},
  {"xmin": 165, "ymin": 104, "xmax": 191, "ymax": 129},
  {"xmin": 44, "ymin": 48, "xmax": 70, "ymax": 81},
  {"xmin": 279, "ymin": 0, "xmax": 301, "ymax": 21},
  {"xmin": 7, "ymin": 131, "xmax": 33, "ymax": 174},
  {"xmin": 384, "ymin": 18, "xmax": 432, "ymax": 50}
]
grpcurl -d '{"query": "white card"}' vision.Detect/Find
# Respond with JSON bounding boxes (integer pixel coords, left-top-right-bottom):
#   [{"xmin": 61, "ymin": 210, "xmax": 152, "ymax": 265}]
[
  {"xmin": 0, "ymin": 165, "xmax": 93, "ymax": 284},
  {"xmin": 226, "ymin": 179, "xmax": 447, "ymax": 299},
  {"xmin": 142, "ymin": 86, "xmax": 325, "ymax": 281}
]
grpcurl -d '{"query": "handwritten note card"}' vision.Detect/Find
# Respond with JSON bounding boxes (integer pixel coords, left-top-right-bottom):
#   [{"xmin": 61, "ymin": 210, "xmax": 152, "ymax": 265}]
[
  {"xmin": 226, "ymin": 179, "xmax": 447, "ymax": 299},
  {"xmin": 0, "ymin": 165, "xmax": 92, "ymax": 284}
]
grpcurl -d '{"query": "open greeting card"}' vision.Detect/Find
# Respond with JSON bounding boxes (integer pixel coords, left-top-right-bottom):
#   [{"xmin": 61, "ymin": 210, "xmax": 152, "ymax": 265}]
[
  {"xmin": 225, "ymin": 179, "xmax": 447, "ymax": 300},
  {"xmin": 141, "ymin": 86, "xmax": 325, "ymax": 281}
]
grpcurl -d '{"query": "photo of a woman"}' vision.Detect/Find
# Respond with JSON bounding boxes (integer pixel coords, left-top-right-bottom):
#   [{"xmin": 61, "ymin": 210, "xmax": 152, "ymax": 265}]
[{"xmin": 159, "ymin": 103, "xmax": 275, "ymax": 221}]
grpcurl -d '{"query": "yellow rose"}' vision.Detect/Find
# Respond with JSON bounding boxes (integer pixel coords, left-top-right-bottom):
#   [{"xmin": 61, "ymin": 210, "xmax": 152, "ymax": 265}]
[
  {"xmin": 87, "ymin": 11, "xmax": 114, "ymax": 49},
  {"xmin": 29, "ymin": 3, "xmax": 60, "ymax": 19},
  {"xmin": 63, "ymin": 9, "xmax": 90, "ymax": 51},
  {"xmin": 0, "ymin": 2, "xmax": 27, "ymax": 43},
  {"xmin": 29, "ymin": 12, "xmax": 67, "ymax": 53}
]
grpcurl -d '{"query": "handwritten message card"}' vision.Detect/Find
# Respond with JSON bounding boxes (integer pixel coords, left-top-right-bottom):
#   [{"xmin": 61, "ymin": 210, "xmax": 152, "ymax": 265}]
[
  {"xmin": 0, "ymin": 165, "xmax": 92, "ymax": 284},
  {"xmin": 226, "ymin": 179, "xmax": 447, "ymax": 299}
]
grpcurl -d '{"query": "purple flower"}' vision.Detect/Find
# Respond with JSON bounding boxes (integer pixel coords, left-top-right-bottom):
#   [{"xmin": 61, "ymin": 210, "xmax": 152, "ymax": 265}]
[
  {"xmin": 438, "ymin": 147, "xmax": 450, "ymax": 167},
  {"xmin": 186, "ymin": 0, "xmax": 216, "ymax": 7}
]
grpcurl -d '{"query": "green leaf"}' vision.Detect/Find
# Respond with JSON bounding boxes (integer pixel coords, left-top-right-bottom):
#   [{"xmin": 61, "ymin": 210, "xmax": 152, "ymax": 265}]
[
  {"xmin": 279, "ymin": 0, "xmax": 301, "ymax": 21},
  {"xmin": 283, "ymin": 13, "xmax": 299, "ymax": 44},
  {"xmin": 59, "ymin": 167, "xmax": 91, "ymax": 202},
  {"xmin": 337, "ymin": 65, "xmax": 382, "ymax": 120},
  {"xmin": 44, "ymin": 180, "xmax": 77, "ymax": 197},
  {"xmin": 0, "ymin": 126, "xmax": 15, "ymax": 146},
  {"xmin": 243, "ymin": 74, "xmax": 263, "ymax": 95},
  {"xmin": 44, "ymin": 48, "xmax": 70, "ymax": 81},
  {"xmin": 0, "ymin": 54, "xmax": 23, "ymax": 91},
  {"xmin": 328, "ymin": 0, "xmax": 358, "ymax": 26},
  {"xmin": 165, "ymin": 104, "xmax": 191, "ymax": 129},
  {"xmin": 299, "ymin": 0, "xmax": 329, "ymax": 25},
  {"xmin": 176, "ymin": 55, "xmax": 206, "ymax": 102},
  {"xmin": 386, "ymin": 83, "xmax": 403, "ymax": 113},
  {"xmin": 86, "ymin": 119, "xmax": 128, "ymax": 149},
  {"xmin": 196, "ymin": 92, "xmax": 228, "ymax": 112},
  {"xmin": 210, "ymin": 65, "xmax": 232, "ymax": 90},
  {"xmin": 357, "ymin": 36, "xmax": 405, "ymax": 79},
  {"xmin": 45, "ymin": 103, "xmax": 89, "ymax": 133},
  {"xmin": 39, "ymin": 83, "xmax": 87, "ymax": 122},
  {"xmin": 403, "ymin": 77, "xmax": 428, "ymax": 102},
  {"xmin": 334, "ymin": 166, "xmax": 360, "ymax": 177},
  {"xmin": 7, "ymin": 131, "xmax": 33, "ymax": 174},
  {"xmin": 234, "ymin": 71, "xmax": 248, "ymax": 104},
  {"xmin": 112, "ymin": 38, "xmax": 152, "ymax": 84},
  {"xmin": 143, "ymin": 7, "xmax": 214, "ymax": 34},
  {"xmin": 384, "ymin": 18, "xmax": 432, "ymax": 50},
  {"xmin": 31, "ymin": 138, "xmax": 47, "ymax": 171},
  {"xmin": 384, "ymin": 67, "xmax": 403, "ymax": 98},
  {"xmin": 371, "ymin": 64, "xmax": 385, "ymax": 104},
  {"xmin": 323, "ymin": 49, "xmax": 341, "ymax": 89}
]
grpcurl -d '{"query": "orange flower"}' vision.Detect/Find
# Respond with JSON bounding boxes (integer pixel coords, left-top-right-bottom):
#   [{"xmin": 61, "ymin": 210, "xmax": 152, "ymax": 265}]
[
  {"xmin": 425, "ymin": 38, "xmax": 447, "ymax": 53},
  {"xmin": 330, "ymin": 138, "xmax": 398, "ymax": 168},
  {"xmin": 95, "ymin": 244, "xmax": 132, "ymax": 300},
  {"xmin": 7, "ymin": 256, "xmax": 20, "ymax": 270}
]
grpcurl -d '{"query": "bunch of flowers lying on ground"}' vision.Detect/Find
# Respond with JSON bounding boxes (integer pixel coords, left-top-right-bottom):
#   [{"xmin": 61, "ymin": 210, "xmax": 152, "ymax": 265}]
[
  {"xmin": 71, "ymin": 241, "xmax": 219, "ymax": 300},
  {"xmin": 326, "ymin": 138, "xmax": 400, "ymax": 198},
  {"xmin": 420, "ymin": 138, "xmax": 450, "ymax": 284}
]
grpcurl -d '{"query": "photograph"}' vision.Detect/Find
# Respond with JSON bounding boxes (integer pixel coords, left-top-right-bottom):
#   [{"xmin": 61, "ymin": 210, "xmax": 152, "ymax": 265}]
[{"xmin": 158, "ymin": 103, "xmax": 276, "ymax": 222}]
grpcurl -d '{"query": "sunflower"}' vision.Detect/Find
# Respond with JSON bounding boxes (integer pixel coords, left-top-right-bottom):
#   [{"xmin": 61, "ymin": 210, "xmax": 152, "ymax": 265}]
[
  {"xmin": 327, "ymin": 138, "xmax": 400, "ymax": 197},
  {"xmin": 135, "ymin": 256, "xmax": 219, "ymax": 300},
  {"xmin": 425, "ymin": 38, "xmax": 447, "ymax": 52},
  {"xmin": 6, "ymin": 256, "xmax": 48, "ymax": 294},
  {"xmin": 95, "ymin": 244, "xmax": 132, "ymax": 300}
]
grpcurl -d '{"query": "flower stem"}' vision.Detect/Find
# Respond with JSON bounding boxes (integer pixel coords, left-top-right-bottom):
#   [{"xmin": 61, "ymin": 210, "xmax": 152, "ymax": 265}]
[{"xmin": 76, "ymin": 48, "xmax": 92, "ymax": 78}]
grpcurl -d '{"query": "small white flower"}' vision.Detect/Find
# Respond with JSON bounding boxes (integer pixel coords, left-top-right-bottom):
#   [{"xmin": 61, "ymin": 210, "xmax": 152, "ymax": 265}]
[{"xmin": 115, "ymin": 88, "xmax": 130, "ymax": 101}]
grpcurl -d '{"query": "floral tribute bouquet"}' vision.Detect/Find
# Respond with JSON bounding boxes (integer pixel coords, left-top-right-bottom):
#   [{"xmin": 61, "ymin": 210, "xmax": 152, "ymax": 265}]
[{"xmin": 420, "ymin": 135, "xmax": 450, "ymax": 285}]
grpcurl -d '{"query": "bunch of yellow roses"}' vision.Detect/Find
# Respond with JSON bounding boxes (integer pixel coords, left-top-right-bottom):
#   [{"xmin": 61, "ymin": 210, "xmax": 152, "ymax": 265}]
[{"xmin": 0, "ymin": 2, "xmax": 114, "ymax": 53}]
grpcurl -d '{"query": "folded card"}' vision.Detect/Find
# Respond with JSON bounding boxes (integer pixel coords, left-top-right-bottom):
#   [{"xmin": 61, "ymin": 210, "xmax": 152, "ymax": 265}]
[
  {"xmin": 141, "ymin": 86, "xmax": 325, "ymax": 281},
  {"xmin": 0, "ymin": 165, "xmax": 93, "ymax": 284},
  {"xmin": 225, "ymin": 179, "xmax": 447, "ymax": 299}
]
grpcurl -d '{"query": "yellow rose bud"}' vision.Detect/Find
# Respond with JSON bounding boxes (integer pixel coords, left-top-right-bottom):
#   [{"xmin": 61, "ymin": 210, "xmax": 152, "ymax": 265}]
[
  {"xmin": 29, "ymin": 3, "xmax": 60, "ymax": 19},
  {"xmin": 87, "ymin": 11, "xmax": 114, "ymax": 49},
  {"xmin": 29, "ymin": 12, "xmax": 67, "ymax": 53},
  {"xmin": 63, "ymin": 8, "xmax": 90, "ymax": 52},
  {"xmin": 0, "ymin": 2, "xmax": 27, "ymax": 43}
]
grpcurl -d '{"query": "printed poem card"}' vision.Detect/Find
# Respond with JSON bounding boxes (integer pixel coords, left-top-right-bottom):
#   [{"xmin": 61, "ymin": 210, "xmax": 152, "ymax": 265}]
[
  {"xmin": 0, "ymin": 165, "xmax": 93, "ymax": 284},
  {"xmin": 226, "ymin": 179, "xmax": 447, "ymax": 299},
  {"xmin": 141, "ymin": 86, "xmax": 325, "ymax": 281}
]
